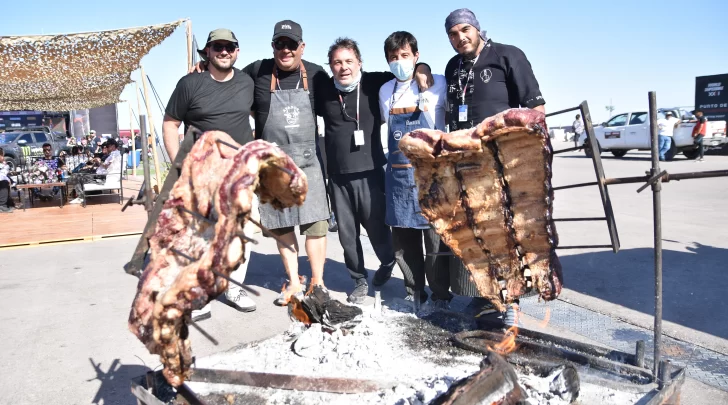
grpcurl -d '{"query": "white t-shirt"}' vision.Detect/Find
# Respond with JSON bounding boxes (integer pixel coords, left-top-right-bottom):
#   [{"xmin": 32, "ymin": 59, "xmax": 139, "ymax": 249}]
[
  {"xmin": 657, "ymin": 117, "xmax": 680, "ymax": 137},
  {"xmin": 96, "ymin": 150, "xmax": 121, "ymax": 175},
  {"xmin": 379, "ymin": 74, "xmax": 447, "ymax": 131}
]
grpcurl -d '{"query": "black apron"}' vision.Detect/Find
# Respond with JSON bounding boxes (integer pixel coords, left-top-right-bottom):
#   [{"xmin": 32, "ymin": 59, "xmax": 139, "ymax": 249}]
[{"xmin": 258, "ymin": 65, "xmax": 329, "ymax": 229}]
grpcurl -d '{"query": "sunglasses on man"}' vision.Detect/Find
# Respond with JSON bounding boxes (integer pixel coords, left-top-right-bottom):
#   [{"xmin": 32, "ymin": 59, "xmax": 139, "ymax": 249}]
[
  {"xmin": 210, "ymin": 42, "xmax": 238, "ymax": 53},
  {"xmin": 273, "ymin": 39, "xmax": 300, "ymax": 51}
]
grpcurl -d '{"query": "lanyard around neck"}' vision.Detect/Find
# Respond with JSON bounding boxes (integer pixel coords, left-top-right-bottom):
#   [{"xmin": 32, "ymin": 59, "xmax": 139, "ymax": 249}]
[
  {"xmin": 457, "ymin": 58, "xmax": 473, "ymax": 105},
  {"xmin": 457, "ymin": 41, "xmax": 490, "ymax": 105},
  {"xmin": 338, "ymin": 83, "xmax": 360, "ymax": 130},
  {"xmin": 390, "ymin": 80, "xmax": 417, "ymax": 111},
  {"xmin": 277, "ymin": 71, "xmax": 301, "ymax": 91}
]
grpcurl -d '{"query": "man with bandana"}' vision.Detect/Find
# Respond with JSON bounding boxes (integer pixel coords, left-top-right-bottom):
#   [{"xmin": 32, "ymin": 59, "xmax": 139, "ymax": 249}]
[{"xmin": 443, "ymin": 8, "xmax": 546, "ymax": 320}]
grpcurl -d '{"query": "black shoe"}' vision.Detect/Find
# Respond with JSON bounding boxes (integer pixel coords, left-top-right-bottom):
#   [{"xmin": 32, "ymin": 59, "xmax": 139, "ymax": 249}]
[
  {"xmin": 372, "ymin": 264, "xmax": 394, "ymax": 287},
  {"xmin": 404, "ymin": 291, "xmax": 429, "ymax": 304},
  {"xmin": 347, "ymin": 280, "xmax": 369, "ymax": 304},
  {"xmin": 463, "ymin": 297, "xmax": 497, "ymax": 317}
]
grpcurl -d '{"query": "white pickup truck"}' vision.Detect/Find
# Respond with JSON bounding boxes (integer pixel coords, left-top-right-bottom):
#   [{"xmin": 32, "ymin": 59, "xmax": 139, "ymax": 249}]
[{"xmin": 578, "ymin": 107, "xmax": 727, "ymax": 160}]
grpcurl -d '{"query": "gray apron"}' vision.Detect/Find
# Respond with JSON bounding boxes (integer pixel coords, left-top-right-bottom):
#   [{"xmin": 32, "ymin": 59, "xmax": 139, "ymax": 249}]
[{"xmin": 258, "ymin": 64, "xmax": 329, "ymax": 229}]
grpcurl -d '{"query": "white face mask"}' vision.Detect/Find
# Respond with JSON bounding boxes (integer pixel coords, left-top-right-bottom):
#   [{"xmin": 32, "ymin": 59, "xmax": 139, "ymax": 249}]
[{"xmin": 389, "ymin": 59, "xmax": 415, "ymax": 81}]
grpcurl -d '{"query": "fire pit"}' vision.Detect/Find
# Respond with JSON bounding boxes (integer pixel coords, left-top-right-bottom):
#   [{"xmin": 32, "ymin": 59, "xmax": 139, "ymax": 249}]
[{"xmin": 129, "ymin": 300, "xmax": 685, "ymax": 405}]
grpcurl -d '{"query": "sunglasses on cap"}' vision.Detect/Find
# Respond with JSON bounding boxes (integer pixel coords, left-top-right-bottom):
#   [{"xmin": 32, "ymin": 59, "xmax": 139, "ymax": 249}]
[
  {"xmin": 273, "ymin": 39, "xmax": 300, "ymax": 51},
  {"xmin": 210, "ymin": 42, "xmax": 238, "ymax": 53}
]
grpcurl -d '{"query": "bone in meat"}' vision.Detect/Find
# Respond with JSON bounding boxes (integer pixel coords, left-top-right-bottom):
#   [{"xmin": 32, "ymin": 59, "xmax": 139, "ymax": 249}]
[
  {"xmin": 128, "ymin": 132, "xmax": 307, "ymax": 386},
  {"xmin": 399, "ymin": 109, "xmax": 562, "ymax": 311}
]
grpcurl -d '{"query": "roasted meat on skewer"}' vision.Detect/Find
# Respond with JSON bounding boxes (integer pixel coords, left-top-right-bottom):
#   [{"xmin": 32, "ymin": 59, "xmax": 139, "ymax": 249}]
[
  {"xmin": 399, "ymin": 109, "xmax": 562, "ymax": 311},
  {"xmin": 128, "ymin": 131, "xmax": 307, "ymax": 386}
]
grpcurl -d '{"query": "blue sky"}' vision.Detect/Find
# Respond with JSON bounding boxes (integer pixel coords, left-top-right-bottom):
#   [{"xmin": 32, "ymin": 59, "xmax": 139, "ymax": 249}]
[{"xmin": 3, "ymin": 0, "xmax": 727, "ymax": 130}]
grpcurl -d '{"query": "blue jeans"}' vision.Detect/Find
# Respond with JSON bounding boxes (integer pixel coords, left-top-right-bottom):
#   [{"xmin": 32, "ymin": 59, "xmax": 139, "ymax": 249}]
[{"xmin": 658, "ymin": 135, "xmax": 672, "ymax": 160}]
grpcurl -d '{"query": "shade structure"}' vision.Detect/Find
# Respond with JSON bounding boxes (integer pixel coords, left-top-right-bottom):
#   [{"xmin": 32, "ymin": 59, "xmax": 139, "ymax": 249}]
[{"xmin": 0, "ymin": 19, "xmax": 186, "ymax": 111}]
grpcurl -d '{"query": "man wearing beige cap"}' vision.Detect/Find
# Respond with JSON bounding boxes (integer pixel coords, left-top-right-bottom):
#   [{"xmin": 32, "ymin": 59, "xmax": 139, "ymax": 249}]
[{"xmin": 163, "ymin": 28, "xmax": 257, "ymax": 319}]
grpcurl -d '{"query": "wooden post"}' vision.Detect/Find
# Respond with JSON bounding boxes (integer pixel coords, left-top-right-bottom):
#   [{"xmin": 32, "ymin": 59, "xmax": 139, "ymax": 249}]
[
  {"xmin": 186, "ymin": 19, "xmax": 193, "ymax": 71},
  {"xmin": 128, "ymin": 103, "xmax": 136, "ymax": 176},
  {"xmin": 140, "ymin": 65, "xmax": 163, "ymax": 191}
]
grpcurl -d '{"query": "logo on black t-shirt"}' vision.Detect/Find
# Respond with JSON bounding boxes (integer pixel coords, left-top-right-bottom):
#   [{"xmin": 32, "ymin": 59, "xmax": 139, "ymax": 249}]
[{"xmin": 480, "ymin": 69, "xmax": 492, "ymax": 84}]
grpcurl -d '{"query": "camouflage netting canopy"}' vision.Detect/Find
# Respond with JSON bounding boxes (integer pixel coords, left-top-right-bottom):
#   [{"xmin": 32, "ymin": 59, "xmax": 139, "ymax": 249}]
[{"xmin": 0, "ymin": 19, "xmax": 185, "ymax": 111}]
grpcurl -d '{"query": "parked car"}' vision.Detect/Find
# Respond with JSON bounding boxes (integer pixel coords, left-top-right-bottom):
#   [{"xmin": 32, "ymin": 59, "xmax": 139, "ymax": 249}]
[
  {"xmin": 578, "ymin": 109, "xmax": 727, "ymax": 160},
  {"xmin": 0, "ymin": 126, "xmax": 68, "ymax": 170}
]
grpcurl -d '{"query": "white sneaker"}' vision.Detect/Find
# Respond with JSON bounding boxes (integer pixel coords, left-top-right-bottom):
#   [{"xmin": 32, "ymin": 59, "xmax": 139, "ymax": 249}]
[
  {"xmin": 69, "ymin": 197, "xmax": 83, "ymax": 204},
  {"xmin": 191, "ymin": 305, "xmax": 211, "ymax": 322},
  {"xmin": 225, "ymin": 288, "xmax": 256, "ymax": 312}
]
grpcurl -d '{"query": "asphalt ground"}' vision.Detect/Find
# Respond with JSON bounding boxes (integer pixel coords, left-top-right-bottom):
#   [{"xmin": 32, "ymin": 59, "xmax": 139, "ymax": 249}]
[{"xmin": 0, "ymin": 139, "xmax": 726, "ymax": 404}]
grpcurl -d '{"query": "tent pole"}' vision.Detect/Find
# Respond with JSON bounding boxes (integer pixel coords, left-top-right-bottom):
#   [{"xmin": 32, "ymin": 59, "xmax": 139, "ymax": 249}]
[
  {"xmin": 128, "ymin": 103, "xmax": 136, "ymax": 176},
  {"xmin": 140, "ymin": 65, "xmax": 163, "ymax": 192},
  {"xmin": 186, "ymin": 19, "xmax": 193, "ymax": 71}
]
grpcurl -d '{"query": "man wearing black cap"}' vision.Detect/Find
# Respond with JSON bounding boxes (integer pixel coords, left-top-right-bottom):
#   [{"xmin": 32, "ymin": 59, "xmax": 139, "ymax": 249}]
[
  {"xmin": 163, "ymin": 28, "xmax": 257, "ymax": 318},
  {"xmin": 240, "ymin": 20, "xmax": 332, "ymax": 306},
  {"xmin": 442, "ymin": 8, "xmax": 546, "ymax": 319}
]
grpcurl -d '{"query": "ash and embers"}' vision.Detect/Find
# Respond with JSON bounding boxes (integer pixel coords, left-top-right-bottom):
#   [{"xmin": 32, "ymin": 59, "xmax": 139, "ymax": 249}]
[{"xmin": 187, "ymin": 305, "xmax": 644, "ymax": 405}]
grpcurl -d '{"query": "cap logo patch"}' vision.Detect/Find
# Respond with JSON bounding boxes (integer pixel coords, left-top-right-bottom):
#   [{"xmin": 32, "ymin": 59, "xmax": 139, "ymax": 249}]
[{"xmin": 281, "ymin": 24, "xmax": 291, "ymax": 30}]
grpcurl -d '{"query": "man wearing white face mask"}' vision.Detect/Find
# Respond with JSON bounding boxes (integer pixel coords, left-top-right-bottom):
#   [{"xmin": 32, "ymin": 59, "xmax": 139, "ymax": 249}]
[
  {"xmin": 316, "ymin": 37, "xmax": 434, "ymax": 304},
  {"xmin": 377, "ymin": 31, "xmax": 450, "ymax": 307}
]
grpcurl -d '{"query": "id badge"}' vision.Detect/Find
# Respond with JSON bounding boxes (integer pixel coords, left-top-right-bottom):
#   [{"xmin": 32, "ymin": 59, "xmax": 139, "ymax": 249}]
[
  {"xmin": 458, "ymin": 105, "xmax": 468, "ymax": 122},
  {"xmin": 354, "ymin": 130, "xmax": 365, "ymax": 146}
]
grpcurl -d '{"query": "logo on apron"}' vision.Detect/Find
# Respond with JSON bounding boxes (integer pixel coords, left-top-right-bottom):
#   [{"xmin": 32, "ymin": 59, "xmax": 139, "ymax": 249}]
[
  {"xmin": 283, "ymin": 106, "xmax": 300, "ymax": 126},
  {"xmin": 393, "ymin": 130, "xmax": 403, "ymax": 140}
]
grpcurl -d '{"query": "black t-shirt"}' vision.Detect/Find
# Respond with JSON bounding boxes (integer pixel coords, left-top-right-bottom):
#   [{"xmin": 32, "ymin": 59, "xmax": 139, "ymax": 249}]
[
  {"xmin": 165, "ymin": 68, "xmax": 255, "ymax": 145},
  {"xmin": 315, "ymin": 71, "xmax": 394, "ymax": 175},
  {"xmin": 242, "ymin": 59, "xmax": 329, "ymax": 138},
  {"xmin": 445, "ymin": 40, "xmax": 545, "ymax": 131}
]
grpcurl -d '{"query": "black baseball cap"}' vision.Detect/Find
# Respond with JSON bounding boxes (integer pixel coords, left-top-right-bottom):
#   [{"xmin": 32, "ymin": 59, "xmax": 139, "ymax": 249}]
[{"xmin": 272, "ymin": 20, "xmax": 303, "ymax": 43}]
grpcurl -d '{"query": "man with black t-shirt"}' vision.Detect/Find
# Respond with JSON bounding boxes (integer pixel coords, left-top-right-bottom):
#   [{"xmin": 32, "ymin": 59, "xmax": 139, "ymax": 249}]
[
  {"xmin": 241, "ymin": 20, "xmax": 331, "ymax": 306},
  {"xmin": 163, "ymin": 28, "xmax": 257, "ymax": 319},
  {"xmin": 443, "ymin": 8, "xmax": 546, "ymax": 319},
  {"xmin": 315, "ymin": 37, "xmax": 433, "ymax": 304}
]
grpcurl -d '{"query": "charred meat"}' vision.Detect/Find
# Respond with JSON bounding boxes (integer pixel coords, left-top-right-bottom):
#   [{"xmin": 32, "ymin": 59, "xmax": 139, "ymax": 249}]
[
  {"xmin": 128, "ymin": 132, "xmax": 307, "ymax": 386},
  {"xmin": 399, "ymin": 109, "xmax": 562, "ymax": 311}
]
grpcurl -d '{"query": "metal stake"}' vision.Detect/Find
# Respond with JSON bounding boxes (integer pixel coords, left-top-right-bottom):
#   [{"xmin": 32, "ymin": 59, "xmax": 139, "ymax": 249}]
[
  {"xmin": 247, "ymin": 218, "xmax": 296, "ymax": 253},
  {"xmin": 648, "ymin": 91, "xmax": 663, "ymax": 379},
  {"xmin": 168, "ymin": 248, "xmax": 259, "ymax": 295},
  {"xmin": 177, "ymin": 205, "xmax": 215, "ymax": 224},
  {"xmin": 188, "ymin": 319, "xmax": 219, "ymax": 345},
  {"xmin": 176, "ymin": 383, "xmax": 209, "ymax": 405},
  {"xmin": 139, "ymin": 115, "xmax": 154, "ymax": 215},
  {"xmin": 635, "ymin": 340, "xmax": 645, "ymax": 368},
  {"xmin": 215, "ymin": 138, "xmax": 294, "ymax": 175}
]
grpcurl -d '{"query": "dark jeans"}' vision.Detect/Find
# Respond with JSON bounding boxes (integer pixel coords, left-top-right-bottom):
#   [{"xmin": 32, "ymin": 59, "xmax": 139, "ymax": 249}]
[
  {"xmin": 67, "ymin": 173, "xmax": 104, "ymax": 195},
  {"xmin": 329, "ymin": 168, "xmax": 395, "ymax": 282},
  {"xmin": 695, "ymin": 135, "xmax": 705, "ymax": 159},
  {"xmin": 32, "ymin": 186, "xmax": 60, "ymax": 197},
  {"xmin": 392, "ymin": 227, "xmax": 452, "ymax": 301},
  {"xmin": 0, "ymin": 180, "xmax": 10, "ymax": 207}
]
